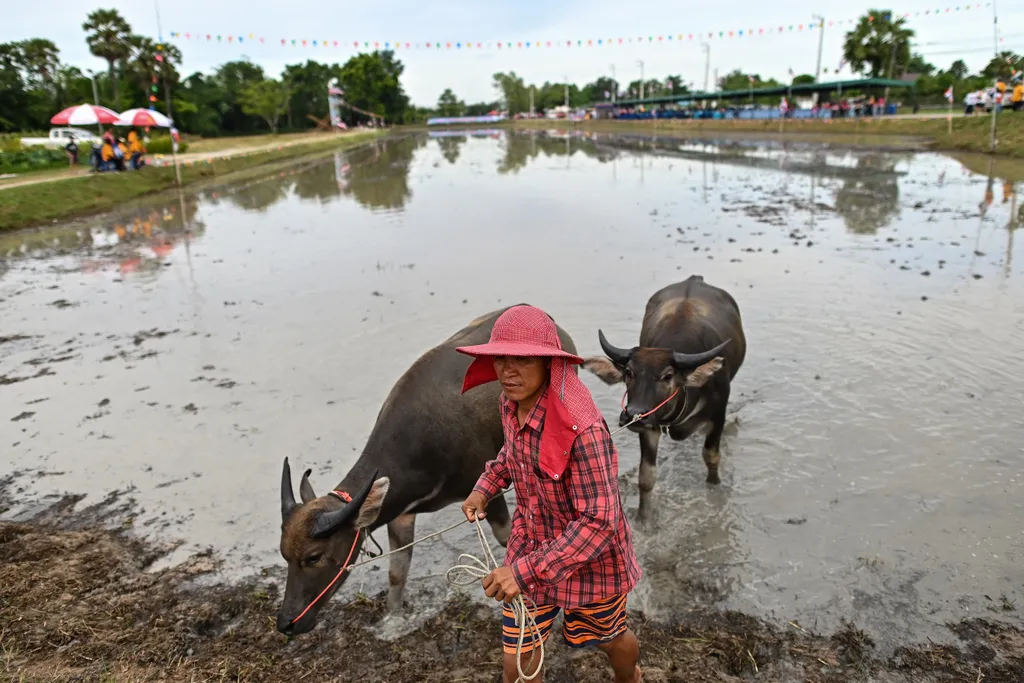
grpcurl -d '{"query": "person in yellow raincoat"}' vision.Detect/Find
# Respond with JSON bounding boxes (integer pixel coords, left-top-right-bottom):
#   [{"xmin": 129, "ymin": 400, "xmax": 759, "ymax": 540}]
[
  {"xmin": 128, "ymin": 130, "xmax": 147, "ymax": 170},
  {"xmin": 98, "ymin": 132, "xmax": 123, "ymax": 172}
]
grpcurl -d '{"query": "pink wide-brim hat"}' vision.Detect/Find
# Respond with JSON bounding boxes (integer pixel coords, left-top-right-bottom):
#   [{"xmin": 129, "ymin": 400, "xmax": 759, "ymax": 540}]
[{"xmin": 456, "ymin": 305, "xmax": 583, "ymax": 393}]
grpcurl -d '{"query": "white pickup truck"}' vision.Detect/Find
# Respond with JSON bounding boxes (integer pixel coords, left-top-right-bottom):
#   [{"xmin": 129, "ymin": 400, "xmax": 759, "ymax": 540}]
[{"xmin": 20, "ymin": 128, "xmax": 103, "ymax": 148}]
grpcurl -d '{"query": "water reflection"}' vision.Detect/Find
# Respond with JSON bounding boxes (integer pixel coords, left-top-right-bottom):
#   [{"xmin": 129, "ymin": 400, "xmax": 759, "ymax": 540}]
[
  {"xmin": 293, "ymin": 160, "xmax": 346, "ymax": 204},
  {"xmin": 0, "ymin": 198, "xmax": 203, "ymax": 273},
  {"xmin": 498, "ymin": 131, "xmax": 616, "ymax": 175},
  {"xmin": 337, "ymin": 135, "xmax": 427, "ymax": 211},
  {"xmin": 222, "ymin": 174, "xmax": 292, "ymax": 213},
  {"xmin": 435, "ymin": 135, "xmax": 466, "ymax": 165},
  {"xmin": 833, "ymin": 154, "xmax": 907, "ymax": 235},
  {"xmin": 2, "ymin": 131, "xmax": 1019, "ymax": 276}
]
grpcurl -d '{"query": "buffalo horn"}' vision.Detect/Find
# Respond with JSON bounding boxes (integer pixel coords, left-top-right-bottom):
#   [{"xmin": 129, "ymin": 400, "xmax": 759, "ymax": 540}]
[
  {"xmin": 299, "ymin": 468, "xmax": 316, "ymax": 503},
  {"xmin": 598, "ymin": 330, "xmax": 634, "ymax": 366},
  {"xmin": 673, "ymin": 339, "xmax": 731, "ymax": 367},
  {"xmin": 281, "ymin": 457, "xmax": 298, "ymax": 523},
  {"xmin": 311, "ymin": 468, "xmax": 380, "ymax": 539}
]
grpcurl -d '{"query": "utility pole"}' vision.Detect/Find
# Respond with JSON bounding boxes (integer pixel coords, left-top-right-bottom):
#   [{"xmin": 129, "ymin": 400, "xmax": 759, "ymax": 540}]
[
  {"xmin": 153, "ymin": 0, "xmax": 181, "ymax": 186},
  {"xmin": 883, "ymin": 35, "xmax": 899, "ymax": 101},
  {"xmin": 701, "ymin": 43, "xmax": 710, "ymax": 92},
  {"xmin": 811, "ymin": 14, "xmax": 825, "ymax": 105},
  {"xmin": 529, "ymin": 86, "xmax": 534, "ymax": 118},
  {"xmin": 610, "ymin": 64, "xmax": 616, "ymax": 103},
  {"xmin": 989, "ymin": 0, "xmax": 999, "ymax": 152},
  {"xmin": 87, "ymin": 70, "xmax": 102, "ymax": 134},
  {"xmin": 812, "ymin": 15, "xmax": 825, "ymax": 82},
  {"xmin": 563, "ymin": 76, "xmax": 569, "ymax": 108},
  {"xmin": 637, "ymin": 60, "xmax": 645, "ymax": 100}
]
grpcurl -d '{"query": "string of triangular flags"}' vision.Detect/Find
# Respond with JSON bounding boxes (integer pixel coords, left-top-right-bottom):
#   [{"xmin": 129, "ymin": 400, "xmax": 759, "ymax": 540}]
[{"xmin": 170, "ymin": 5, "xmax": 996, "ymax": 53}]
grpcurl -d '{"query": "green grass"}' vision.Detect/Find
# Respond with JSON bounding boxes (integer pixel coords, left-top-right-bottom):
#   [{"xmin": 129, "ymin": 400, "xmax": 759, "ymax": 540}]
[
  {"xmin": 511, "ymin": 112, "xmax": 1024, "ymax": 157},
  {"xmin": 0, "ymin": 132, "xmax": 377, "ymax": 232}
]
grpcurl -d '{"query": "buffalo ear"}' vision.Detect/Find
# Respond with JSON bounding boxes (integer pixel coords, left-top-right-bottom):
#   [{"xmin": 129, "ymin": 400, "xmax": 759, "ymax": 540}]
[
  {"xmin": 354, "ymin": 477, "xmax": 391, "ymax": 529},
  {"xmin": 685, "ymin": 357, "xmax": 725, "ymax": 389},
  {"xmin": 583, "ymin": 357, "xmax": 625, "ymax": 385},
  {"xmin": 299, "ymin": 469, "xmax": 317, "ymax": 503}
]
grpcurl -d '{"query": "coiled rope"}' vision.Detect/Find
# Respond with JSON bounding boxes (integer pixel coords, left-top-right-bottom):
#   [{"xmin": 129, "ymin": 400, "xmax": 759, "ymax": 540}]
[{"xmin": 446, "ymin": 519, "xmax": 544, "ymax": 681}]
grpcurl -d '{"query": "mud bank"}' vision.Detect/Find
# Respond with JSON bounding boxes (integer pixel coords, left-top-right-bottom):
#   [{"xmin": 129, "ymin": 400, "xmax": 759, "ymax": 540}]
[{"xmin": 1, "ymin": 495, "xmax": 1021, "ymax": 683}]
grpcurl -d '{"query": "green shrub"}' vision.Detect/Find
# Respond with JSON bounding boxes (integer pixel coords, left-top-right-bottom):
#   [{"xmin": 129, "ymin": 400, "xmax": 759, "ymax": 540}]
[
  {"xmin": 146, "ymin": 135, "xmax": 189, "ymax": 154},
  {"xmin": 0, "ymin": 143, "xmax": 94, "ymax": 173},
  {"xmin": 0, "ymin": 134, "xmax": 22, "ymax": 153}
]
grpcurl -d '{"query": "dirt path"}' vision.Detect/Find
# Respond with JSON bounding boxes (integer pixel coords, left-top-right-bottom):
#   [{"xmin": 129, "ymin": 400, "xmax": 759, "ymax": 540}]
[
  {"xmin": 0, "ymin": 167, "xmax": 90, "ymax": 190},
  {"xmin": 0, "ymin": 132, "xmax": 363, "ymax": 193}
]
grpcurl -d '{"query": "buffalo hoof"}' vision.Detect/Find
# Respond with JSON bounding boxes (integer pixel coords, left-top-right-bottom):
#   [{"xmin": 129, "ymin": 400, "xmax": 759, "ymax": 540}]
[
  {"xmin": 637, "ymin": 498, "xmax": 656, "ymax": 527},
  {"xmin": 703, "ymin": 448, "xmax": 721, "ymax": 484}
]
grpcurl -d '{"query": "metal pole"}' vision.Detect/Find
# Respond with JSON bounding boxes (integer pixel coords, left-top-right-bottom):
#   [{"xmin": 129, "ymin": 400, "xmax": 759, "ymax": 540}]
[
  {"xmin": 813, "ymin": 15, "xmax": 825, "ymax": 82},
  {"xmin": 89, "ymin": 71, "xmax": 102, "ymax": 135},
  {"xmin": 153, "ymin": 0, "xmax": 180, "ymax": 186},
  {"xmin": 812, "ymin": 15, "xmax": 825, "ymax": 107},
  {"xmin": 948, "ymin": 89, "xmax": 953, "ymax": 135},
  {"xmin": 563, "ymin": 77, "xmax": 569, "ymax": 108},
  {"xmin": 610, "ymin": 64, "xmax": 616, "ymax": 103},
  {"xmin": 702, "ymin": 43, "xmax": 710, "ymax": 92},
  {"xmin": 637, "ymin": 60, "xmax": 645, "ymax": 100},
  {"xmin": 529, "ymin": 86, "xmax": 534, "ymax": 118},
  {"xmin": 989, "ymin": 0, "xmax": 999, "ymax": 152}
]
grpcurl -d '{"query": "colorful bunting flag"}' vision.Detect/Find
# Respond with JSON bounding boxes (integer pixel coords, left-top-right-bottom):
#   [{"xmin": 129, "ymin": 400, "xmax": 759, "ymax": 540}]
[{"xmin": 169, "ymin": 5, "xmax": 995, "ymax": 56}]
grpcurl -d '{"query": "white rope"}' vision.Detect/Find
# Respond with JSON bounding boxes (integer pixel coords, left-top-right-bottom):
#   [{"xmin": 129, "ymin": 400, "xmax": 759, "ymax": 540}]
[
  {"xmin": 446, "ymin": 520, "xmax": 545, "ymax": 682},
  {"xmin": 346, "ymin": 416, "xmax": 643, "ymax": 574}
]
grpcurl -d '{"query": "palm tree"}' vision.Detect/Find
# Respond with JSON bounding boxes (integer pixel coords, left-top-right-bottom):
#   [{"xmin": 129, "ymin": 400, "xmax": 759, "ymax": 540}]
[
  {"xmin": 842, "ymin": 10, "xmax": 914, "ymax": 78},
  {"xmin": 83, "ymin": 9, "xmax": 132, "ymax": 108},
  {"xmin": 17, "ymin": 39, "xmax": 60, "ymax": 88},
  {"xmin": 127, "ymin": 36, "xmax": 181, "ymax": 108}
]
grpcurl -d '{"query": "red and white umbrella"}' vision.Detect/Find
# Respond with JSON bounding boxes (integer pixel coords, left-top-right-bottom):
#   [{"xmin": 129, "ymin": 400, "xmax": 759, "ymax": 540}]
[
  {"xmin": 115, "ymin": 108, "xmax": 173, "ymax": 128},
  {"xmin": 50, "ymin": 103, "xmax": 120, "ymax": 126}
]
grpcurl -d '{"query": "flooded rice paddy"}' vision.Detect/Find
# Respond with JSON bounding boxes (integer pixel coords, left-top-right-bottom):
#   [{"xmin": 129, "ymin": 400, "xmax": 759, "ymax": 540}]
[{"xmin": 2, "ymin": 130, "xmax": 1022, "ymax": 650}]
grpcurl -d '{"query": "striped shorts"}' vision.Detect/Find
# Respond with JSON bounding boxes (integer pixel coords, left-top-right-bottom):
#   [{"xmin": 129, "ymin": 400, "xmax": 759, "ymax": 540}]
[{"xmin": 501, "ymin": 593, "xmax": 629, "ymax": 654}]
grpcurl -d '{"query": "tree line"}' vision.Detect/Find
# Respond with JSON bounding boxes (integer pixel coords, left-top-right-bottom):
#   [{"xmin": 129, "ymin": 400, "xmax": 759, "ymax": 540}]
[
  {"xmin": 438, "ymin": 9, "xmax": 1022, "ymax": 114},
  {"xmin": 1, "ymin": 8, "xmax": 414, "ymax": 135}
]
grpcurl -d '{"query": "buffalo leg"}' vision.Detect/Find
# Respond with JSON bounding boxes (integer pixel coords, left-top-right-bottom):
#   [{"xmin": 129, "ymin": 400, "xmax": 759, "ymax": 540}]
[
  {"xmin": 386, "ymin": 513, "xmax": 416, "ymax": 612},
  {"xmin": 702, "ymin": 400, "xmax": 728, "ymax": 485},
  {"xmin": 638, "ymin": 428, "xmax": 661, "ymax": 520},
  {"xmin": 485, "ymin": 493, "xmax": 512, "ymax": 547}
]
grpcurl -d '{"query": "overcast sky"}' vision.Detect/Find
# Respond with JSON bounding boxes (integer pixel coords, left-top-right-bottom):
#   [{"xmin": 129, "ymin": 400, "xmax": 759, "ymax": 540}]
[{"xmin": 4, "ymin": 0, "xmax": 1020, "ymax": 106}]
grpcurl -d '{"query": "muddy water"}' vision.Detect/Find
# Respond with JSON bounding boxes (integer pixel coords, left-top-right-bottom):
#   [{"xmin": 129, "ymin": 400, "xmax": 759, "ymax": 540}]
[{"xmin": 2, "ymin": 131, "xmax": 1022, "ymax": 646}]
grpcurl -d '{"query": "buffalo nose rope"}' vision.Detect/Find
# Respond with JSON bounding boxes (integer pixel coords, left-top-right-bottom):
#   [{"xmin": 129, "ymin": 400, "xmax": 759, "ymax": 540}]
[{"xmin": 446, "ymin": 520, "xmax": 544, "ymax": 682}]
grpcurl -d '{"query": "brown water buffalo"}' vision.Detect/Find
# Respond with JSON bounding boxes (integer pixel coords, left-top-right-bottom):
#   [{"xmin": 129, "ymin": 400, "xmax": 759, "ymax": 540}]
[
  {"xmin": 584, "ymin": 276, "xmax": 745, "ymax": 511},
  {"xmin": 276, "ymin": 306, "xmax": 578, "ymax": 635}
]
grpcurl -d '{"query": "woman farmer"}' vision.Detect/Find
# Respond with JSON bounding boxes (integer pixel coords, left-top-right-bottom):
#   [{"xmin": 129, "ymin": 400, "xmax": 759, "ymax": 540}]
[{"xmin": 458, "ymin": 305, "xmax": 642, "ymax": 683}]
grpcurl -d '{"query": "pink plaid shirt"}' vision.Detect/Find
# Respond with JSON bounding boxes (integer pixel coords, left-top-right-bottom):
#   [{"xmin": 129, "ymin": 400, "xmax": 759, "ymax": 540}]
[{"xmin": 473, "ymin": 388, "xmax": 641, "ymax": 608}]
